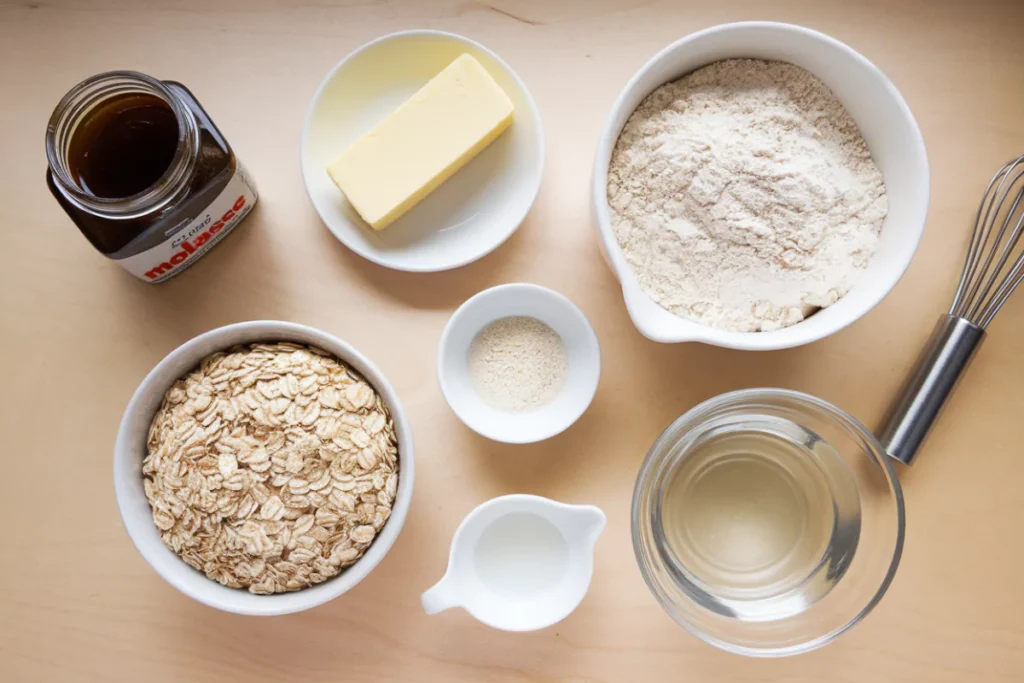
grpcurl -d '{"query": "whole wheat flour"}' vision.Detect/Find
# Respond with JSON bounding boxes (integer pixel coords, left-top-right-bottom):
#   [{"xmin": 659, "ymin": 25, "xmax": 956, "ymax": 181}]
[
  {"xmin": 468, "ymin": 316, "xmax": 568, "ymax": 411},
  {"xmin": 607, "ymin": 59, "xmax": 888, "ymax": 332}
]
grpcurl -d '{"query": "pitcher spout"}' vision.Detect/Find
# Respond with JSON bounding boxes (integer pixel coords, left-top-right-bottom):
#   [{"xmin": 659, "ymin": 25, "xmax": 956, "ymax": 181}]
[
  {"xmin": 568, "ymin": 504, "xmax": 607, "ymax": 545},
  {"xmin": 421, "ymin": 574, "xmax": 461, "ymax": 615}
]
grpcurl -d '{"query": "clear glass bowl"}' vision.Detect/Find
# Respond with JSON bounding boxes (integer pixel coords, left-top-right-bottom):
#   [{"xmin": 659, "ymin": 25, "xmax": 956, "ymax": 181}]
[{"xmin": 631, "ymin": 389, "xmax": 904, "ymax": 657}]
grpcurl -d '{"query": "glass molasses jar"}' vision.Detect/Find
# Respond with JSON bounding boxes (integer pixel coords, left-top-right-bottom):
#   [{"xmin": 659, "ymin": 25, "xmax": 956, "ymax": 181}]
[{"xmin": 46, "ymin": 71, "xmax": 258, "ymax": 283}]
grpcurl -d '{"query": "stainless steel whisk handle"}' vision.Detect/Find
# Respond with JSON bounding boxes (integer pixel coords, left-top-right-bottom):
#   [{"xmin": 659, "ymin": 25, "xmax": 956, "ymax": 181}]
[{"xmin": 879, "ymin": 315, "xmax": 986, "ymax": 466}]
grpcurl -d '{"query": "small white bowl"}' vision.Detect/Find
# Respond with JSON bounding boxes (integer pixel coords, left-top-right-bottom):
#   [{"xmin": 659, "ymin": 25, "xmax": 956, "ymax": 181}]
[
  {"xmin": 302, "ymin": 30, "xmax": 545, "ymax": 272},
  {"xmin": 113, "ymin": 321, "xmax": 415, "ymax": 616},
  {"xmin": 592, "ymin": 22, "xmax": 929, "ymax": 350},
  {"xmin": 438, "ymin": 284, "xmax": 601, "ymax": 443}
]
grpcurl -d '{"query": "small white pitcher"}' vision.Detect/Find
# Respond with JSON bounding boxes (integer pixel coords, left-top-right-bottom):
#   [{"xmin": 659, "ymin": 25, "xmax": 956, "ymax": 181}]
[{"xmin": 421, "ymin": 494, "xmax": 606, "ymax": 631}]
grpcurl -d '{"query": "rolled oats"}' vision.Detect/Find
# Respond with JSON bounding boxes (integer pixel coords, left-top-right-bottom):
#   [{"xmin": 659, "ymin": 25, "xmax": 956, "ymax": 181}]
[{"xmin": 143, "ymin": 342, "xmax": 399, "ymax": 594}]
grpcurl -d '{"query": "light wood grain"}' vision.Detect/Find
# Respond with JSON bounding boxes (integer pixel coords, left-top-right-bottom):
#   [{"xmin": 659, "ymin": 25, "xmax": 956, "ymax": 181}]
[{"xmin": 1, "ymin": 0, "xmax": 1023, "ymax": 681}]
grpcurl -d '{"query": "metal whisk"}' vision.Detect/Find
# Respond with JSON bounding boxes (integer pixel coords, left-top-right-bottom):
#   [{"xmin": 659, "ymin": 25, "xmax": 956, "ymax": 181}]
[{"xmin": 880, "ymin": 154, "xmax": 1024, "ymax": 465}]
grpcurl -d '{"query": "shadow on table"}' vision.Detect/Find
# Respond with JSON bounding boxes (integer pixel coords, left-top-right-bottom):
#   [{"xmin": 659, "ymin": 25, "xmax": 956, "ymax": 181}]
[
  {"xmin": 101, "ymin": 201, "xmax": 301, "ymax": 340},
  {"xmin": 315, "ymin": 207, "xmax": 541, "ymax": 312}
]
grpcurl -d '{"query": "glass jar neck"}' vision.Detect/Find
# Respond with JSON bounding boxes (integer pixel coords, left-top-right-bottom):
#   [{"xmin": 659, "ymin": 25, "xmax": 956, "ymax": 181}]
[{"xmin": 45, "ymin": 71, "xmax": 199, "ymax": 218}]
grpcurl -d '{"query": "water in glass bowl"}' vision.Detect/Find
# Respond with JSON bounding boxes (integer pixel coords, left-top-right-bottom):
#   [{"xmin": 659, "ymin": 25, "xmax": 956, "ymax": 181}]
[{"xmin": 655, "ymin": 416, "xmax": 861, "ymax": 621}]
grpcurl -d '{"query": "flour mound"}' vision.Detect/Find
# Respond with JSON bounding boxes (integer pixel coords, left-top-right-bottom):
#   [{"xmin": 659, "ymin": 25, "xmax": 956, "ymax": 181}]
[{"xmin": 607, "ymin": 59, "xmax": 888, "ymax": 332}]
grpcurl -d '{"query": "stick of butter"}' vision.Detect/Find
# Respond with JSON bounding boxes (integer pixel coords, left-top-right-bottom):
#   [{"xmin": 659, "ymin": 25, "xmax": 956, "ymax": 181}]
[{"xmin": 327, "ymin": 53, "xmax": 515, "ymax": 230}]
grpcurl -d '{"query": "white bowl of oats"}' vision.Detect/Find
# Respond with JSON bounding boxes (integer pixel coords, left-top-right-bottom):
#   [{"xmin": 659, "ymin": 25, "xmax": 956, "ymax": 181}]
[{"xmin": 113, "ymin": 321, "xmax": 414, "ymax": 615}]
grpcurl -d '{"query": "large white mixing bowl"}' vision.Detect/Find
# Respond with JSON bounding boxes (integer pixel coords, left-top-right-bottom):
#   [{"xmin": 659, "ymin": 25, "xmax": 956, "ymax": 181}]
[{"xmin": 592, "ymin": 22, "xmax": 929, "ymax": 350}]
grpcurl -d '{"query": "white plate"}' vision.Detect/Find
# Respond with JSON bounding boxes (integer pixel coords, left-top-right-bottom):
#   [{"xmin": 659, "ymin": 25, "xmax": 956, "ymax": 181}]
[
  {"xmin": 437, "ymin": 284, "xmax": 601, "ymax": 444},
  {"xmin": 302, "ymin": 30, "xmax": 545, "ymax": 272}
]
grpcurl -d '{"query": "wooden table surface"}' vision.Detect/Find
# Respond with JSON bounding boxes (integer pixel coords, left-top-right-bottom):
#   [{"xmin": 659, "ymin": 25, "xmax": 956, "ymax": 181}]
[{"xmin": 2, "ymin": 0, "xmax": 1023, "ymax": 681}]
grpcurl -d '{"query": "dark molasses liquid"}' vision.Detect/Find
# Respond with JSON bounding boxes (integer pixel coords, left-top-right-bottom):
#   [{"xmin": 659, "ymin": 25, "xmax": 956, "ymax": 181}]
[
  {"xmin": 48, "ymin": 81, "xmax": 240, "ymax": 256},
  {"xmin": 68, "ymin": 93, "xmax": 179, "ymax": 199}
]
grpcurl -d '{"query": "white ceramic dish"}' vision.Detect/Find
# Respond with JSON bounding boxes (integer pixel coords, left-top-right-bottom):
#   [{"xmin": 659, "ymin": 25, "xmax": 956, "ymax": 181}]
[
  {"xmin": 421, "ymin": 494, "xmax": 606, "ymax": 631},
  {"xmin": 592, "ymin": 21, "xmax": 929, "ymax": 350},
  {"xmin": 302, "ymin": 30, "xmax": 545, "ymax": 272},
  {"xmin": 113, "ymin": 321, "xmax": 415, "ymax": 616},
  {"xmin": 437, "ymin": 284, "xmax": 601, "ymax": 444}
]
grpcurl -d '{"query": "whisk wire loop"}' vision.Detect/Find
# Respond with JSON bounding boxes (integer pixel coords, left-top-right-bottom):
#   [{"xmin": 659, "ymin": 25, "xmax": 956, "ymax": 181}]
[
  {"xmin": 978, "ymin": 182, "xmax": 1024, "ymax": 327},
  {"xmin": 950, "ymin": 155, "xmax": 1024, "ymax": 327}
]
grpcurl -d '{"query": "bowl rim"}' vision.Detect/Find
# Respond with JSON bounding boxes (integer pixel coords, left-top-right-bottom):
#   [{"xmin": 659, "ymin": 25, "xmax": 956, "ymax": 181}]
[
  {"xmin": 113, "ymin": 320, "xmax": 415, "ymax": 615},
  {"xmin": 436, "ymin": 283, "xmax": 601, "ymax": 444},
  {"xmin": 630, "ymin": 387, "xmax": 905, "ymax": 656},
  {"xmin": 300, "ymin": 28, "xmax": 546, "ymax": 273},
  {"xmin": 591, "ymin": 21, "xmax": 930, "ymax": 350}
]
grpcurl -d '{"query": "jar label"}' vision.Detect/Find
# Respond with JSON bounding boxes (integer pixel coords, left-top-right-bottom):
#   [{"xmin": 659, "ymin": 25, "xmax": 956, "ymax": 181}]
[{"xmin": 116, "ymin": 165, "xmax": 258, "ymax": 283}]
